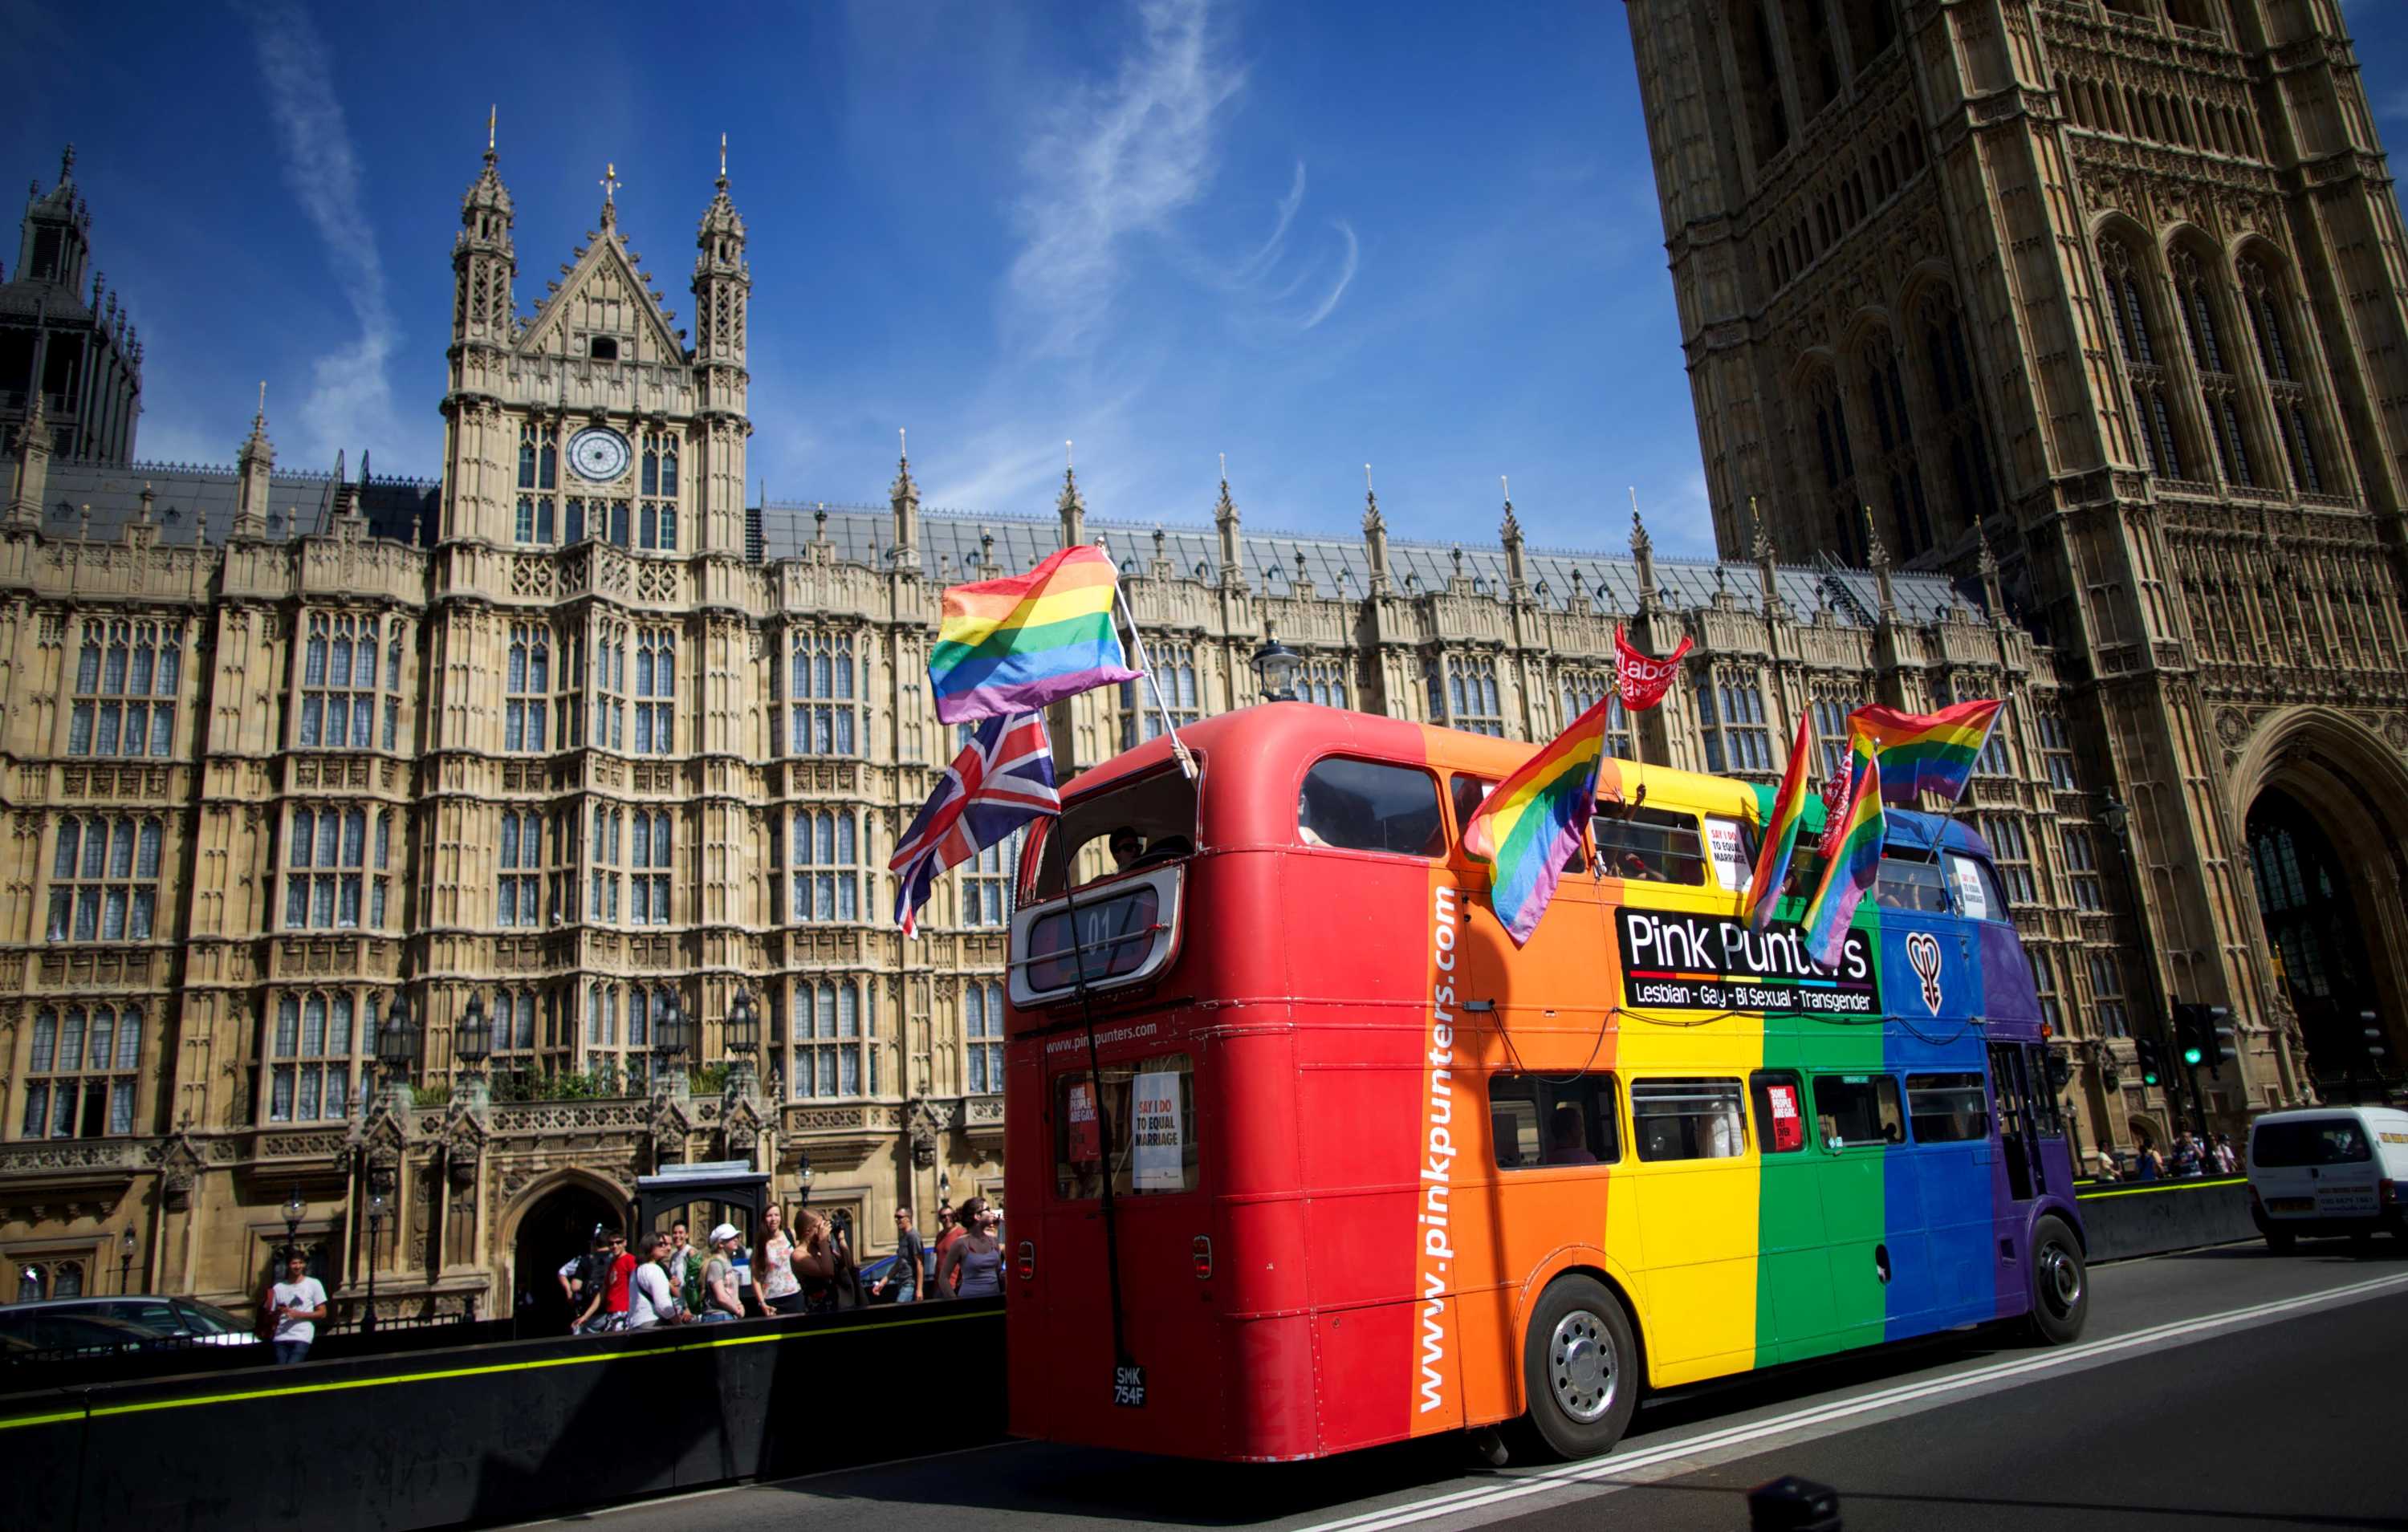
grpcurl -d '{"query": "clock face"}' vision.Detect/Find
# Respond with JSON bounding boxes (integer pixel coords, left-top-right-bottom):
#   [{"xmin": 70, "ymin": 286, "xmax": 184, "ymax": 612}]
[{"xmin": 568, "ymin": 428, "xmax": 632, "ymax": 483}]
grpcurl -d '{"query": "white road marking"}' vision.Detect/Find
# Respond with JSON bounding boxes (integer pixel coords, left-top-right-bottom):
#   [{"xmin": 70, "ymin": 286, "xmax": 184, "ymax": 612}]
[{"xmin": 1294, "ymin": 1270, "xmax": 2408, "ymax": 1532}]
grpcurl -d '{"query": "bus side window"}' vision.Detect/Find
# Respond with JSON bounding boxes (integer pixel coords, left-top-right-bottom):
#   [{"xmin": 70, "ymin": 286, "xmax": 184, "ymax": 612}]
[
  {"xmin": 1593, "ymin": 807, "xmax": 1709, "ymax": 885},
  {"xmin": 1630, "ymin": 1078, "xmax": 1746, "ymax": 1160},
  {"xmin": 1454, "ymin": 774, "xmax": 1581, "ymax": 872},
  {"xmin": 1873, "ymin": 851, "xmax": 1950, "ymax": 912},
  {"xmin": 1904, "ymin": 1072, "xmax": 1989, "ymax": 1143},
  {"xmin": 1946, "ymin": 852, "xmax": 2007, "ymax": 922},
  {"xmin": 1300, "ymin": 758, "xmax": 1445, "ymax": 858},
  {"xmin": 1749, "ymin": 1071, "xmax": 1807, "ymax": 1153},
  {"xmin": 1812, "ymin": 1075, "xmax": 1905, "ymax": 1150},
  {"xmin": 1488, "ymin": 1072, "xmax": 1620, "ymax": 1168}
]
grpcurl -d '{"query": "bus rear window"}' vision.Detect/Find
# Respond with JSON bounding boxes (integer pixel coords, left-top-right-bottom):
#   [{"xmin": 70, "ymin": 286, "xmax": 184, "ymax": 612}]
[
  {"xmin": 1054, "ymin": 1053, "xmax": 1198, "ymax": 1199},
  {"xmin": 1300, "ymin": 758, "xmax": 1444, "ymax": 857},
  {"xmin": 2251, "ymin": 1117, "xmax": 2373, "ymax": 1167},
  {"xmin": 1593, "ymin": 805, "xmax": 1708, "ymax": 885},
  {"xmin": 1031, "ymin": 764, "xmax": 1198, "ymax": 899},
  {"xmin": 1023, "ymin": 881, "xmax": 1162, "ymax": 991}
]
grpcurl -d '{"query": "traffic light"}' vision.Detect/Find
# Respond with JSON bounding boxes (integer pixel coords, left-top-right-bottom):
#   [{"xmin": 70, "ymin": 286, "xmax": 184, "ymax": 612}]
[
  {"xmin": 2173, "ymin": 1003, "xmax": 2207, "ymax": 1069},
  {"xmin": 2135, "ymin": 1037, "xmax": 2163, "ymax": 1088},
  {"xmin": 2202, "ymin": 1006, "xmax": 2235, "ymax": 1078}
]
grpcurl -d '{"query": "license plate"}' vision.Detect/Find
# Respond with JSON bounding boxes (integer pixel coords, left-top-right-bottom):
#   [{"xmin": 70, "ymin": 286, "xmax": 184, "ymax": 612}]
[
  {"xmin": 1113, "ymin": 1363, "xmax": 1147, "ymax": 1408},
  {"xmin": 2268, "ymin": 1197, "xmax": 2314, "ymax": 1214}
]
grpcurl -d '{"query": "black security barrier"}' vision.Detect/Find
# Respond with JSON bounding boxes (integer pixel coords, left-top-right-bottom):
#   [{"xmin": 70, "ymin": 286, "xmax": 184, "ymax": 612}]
[
  {"xmin": 2074, "ymin": 1175, "xmax": 2258, "ymax": 1262},
  {"xmin": 2, "ymin": 1297, "xmax": 1007, "ymax": 1532}
]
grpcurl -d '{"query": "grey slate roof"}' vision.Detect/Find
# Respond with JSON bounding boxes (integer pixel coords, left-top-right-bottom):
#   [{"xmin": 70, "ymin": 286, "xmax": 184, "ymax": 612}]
[
  {"xmin": 758, "ymin": 500, "xmax": 1982, "ymax": 628},
  {"xmin": 36, "ymin": 460, "xmax": 439, "ymax": 548}
]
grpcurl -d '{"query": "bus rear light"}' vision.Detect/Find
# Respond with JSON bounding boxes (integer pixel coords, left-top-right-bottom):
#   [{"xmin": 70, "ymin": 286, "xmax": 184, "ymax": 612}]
[
  {"xmin": 1192, "ymin": 1236, "xmax": 1213, "ymax": 1281},
  {"xmin": 1016, "ymin": 1240, "xmax": 1035, "ymax": 1280}
]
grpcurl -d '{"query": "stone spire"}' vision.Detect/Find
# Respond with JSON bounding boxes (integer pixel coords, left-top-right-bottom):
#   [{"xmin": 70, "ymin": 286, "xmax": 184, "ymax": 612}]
[
  {"xmin": 1751, "ymin": 495, "xmax": 1782, "ymax": 616},
  {"xmin": 1975, "ymin": 516, "xmax": 2004, "ymax": 616},
  {"xmin": 889, "ymin": 427, "xmax": 920, "ymax": 569},
  {"xmin": 1056, "ymin": 441, "xmax": 1086, "ymax": 547},
  {"xmin": 1864, "ymin": 505, "xmax": 1896, "ymax": 616},
  {"xmin": 1629, "ymin": 489, "xmax": 1660, "ymax": 612},
  {"xmin": 6, "ymin": 369, "xmax": 49, "ymax": 529},
  {"xmin": 1499, "ymin": 476, "xmax": 1527, "ymax": 599},
  {"xmin": 233, "ymin": 382, "xmax": 273, "ymax": 538},
  {"xmin": 452, "ymin": 110, "xmax": 516, "ymax": 348},
  {"xmin": 1361, "ymin": 465, "xmax": 1389, "ymax": 595},
  {"xmin": 1214, "ymin": 456, "xmax": 1245, "ymax": 591}
]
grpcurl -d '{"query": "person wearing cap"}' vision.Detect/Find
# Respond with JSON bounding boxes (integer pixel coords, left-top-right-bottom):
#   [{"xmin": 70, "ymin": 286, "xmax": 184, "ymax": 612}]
[{"xmin": 698, "ymin": 1223, "xmax": 745, "ymax": 1323}]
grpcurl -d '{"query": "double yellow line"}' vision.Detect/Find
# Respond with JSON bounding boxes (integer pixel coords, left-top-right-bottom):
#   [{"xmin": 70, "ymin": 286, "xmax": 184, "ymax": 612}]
[{"xmin": 0, "ymin": 1304, "xmax": 994, "ymax": 1432}]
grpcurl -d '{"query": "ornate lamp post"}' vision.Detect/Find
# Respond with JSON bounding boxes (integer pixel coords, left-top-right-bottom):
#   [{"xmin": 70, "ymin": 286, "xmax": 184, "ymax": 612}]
[
  {"xmin": 116, "ymin": 1227, "xmax": 136, "ymax": 1295},
  {"xmin": 364, "ymin": 1190, "xmax": 387, "ymax": 1335},
  {"xmin": 281, "ymin": 1185, "xmax": 306, "ymax": 1259},
  {"xmin": 376, "ymin": 994, "xmax": 421, "ymax": 1105},
  {"xmin": 653, "ymin": 994, "xmax": 690, "ymax": 1098},
  {"xmin": 1250, "ymin": 631, "xmax": 1302, "ymax": 703},
  {"xmin": 725, "ymin": 988, "xmax": 761, "ymax": 1098},
  {"xmin": 454, "ymin": 991, "xmax": 493, "ymax": 1108}
]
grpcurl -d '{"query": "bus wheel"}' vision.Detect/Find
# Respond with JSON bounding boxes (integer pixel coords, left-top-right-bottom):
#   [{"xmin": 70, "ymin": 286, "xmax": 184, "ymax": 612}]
[
  {"xmin": 1520, "ymin": 1275, "xmax": 1638, "ymax": 1461},
  {"xmin": 2024, "ymin": 1216, "xmax": 2088, "ymax": 1345}
]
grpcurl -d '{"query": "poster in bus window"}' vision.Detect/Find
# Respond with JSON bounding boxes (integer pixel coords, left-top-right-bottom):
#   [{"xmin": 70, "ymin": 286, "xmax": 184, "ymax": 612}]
[
  {"xmin": 1764, "ymin": 1081, "xmax": 1804, "ymax": 1152},
  {"xmin": 1068, "ymin": 1079, "xmax": 1102, "ymax": 1164},
  {"xmin": 1705, "ymin": 817, "xmax": 1750, "ymax": 891},
  {"xmin": 1131, "ymin": 1071, "xmax": 1183, "ymax": 1190},
  {"xmin": 1952, "ymin": 857, "xmax": 1990, "ymax": 921}
]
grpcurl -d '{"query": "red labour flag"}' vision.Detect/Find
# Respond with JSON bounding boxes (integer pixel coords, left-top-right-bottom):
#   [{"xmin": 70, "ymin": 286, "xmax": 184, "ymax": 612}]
[{"xmin": 1614, "ymin": 625, "xmax": 1694, "ymax": 711}]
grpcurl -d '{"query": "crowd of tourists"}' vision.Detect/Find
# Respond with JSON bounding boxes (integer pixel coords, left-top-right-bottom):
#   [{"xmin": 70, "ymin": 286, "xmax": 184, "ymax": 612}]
[
  {"xmin": 550, "ymin": 1197, "xmax": 1006, "ymax": 1335},
  {"xmin": 2092, "ymin": 1131, "xmax": 2239, "ymax": 1182}
]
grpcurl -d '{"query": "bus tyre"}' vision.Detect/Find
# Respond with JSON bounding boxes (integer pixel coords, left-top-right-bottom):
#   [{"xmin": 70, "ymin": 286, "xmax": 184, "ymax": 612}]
[
  {"xmin": 1519, "ymin": 1275, "xmax": 1638, "ymax": 1461},
  {"xmin": 2024, "ymin": 1216, "xmax": 2088, "ymax": 1345}
]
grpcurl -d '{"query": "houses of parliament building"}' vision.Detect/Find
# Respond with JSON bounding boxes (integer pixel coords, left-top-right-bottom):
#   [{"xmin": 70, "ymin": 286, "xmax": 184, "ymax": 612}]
[{"xmin": 3, "ymin": 0, "xmax": 2405, "ymax": 1319}]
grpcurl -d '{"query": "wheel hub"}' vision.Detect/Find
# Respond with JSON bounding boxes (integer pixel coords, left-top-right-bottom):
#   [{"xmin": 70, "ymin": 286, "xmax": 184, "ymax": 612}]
[
  {"xmin": 1548, "ymin": 1309, "xmax": 1617, "ymax": 1423},
  {"xmin": 2040, "ymin": 1243, "xmax": 2082, "ymax": 1313}
]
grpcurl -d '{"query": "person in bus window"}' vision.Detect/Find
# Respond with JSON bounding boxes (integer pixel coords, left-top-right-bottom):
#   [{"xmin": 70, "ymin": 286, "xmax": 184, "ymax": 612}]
[
  {"xmin": 1109, "ymin": 827, "xmax": 1145, "ymax": 869},
  {"xmin": 1544, "ymin": 1105, "xmax": 1598, "ymax": 1165},
  {"xmin": 1130, "ymin": 833, "xmax": 1190, "ymax": 869}
]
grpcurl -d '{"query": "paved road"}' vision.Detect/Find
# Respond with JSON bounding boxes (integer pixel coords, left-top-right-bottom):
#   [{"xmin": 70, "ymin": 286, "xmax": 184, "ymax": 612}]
[{"xmin": 527, "ymin": 1238, "xmax": 2408, "ymax": 1532}]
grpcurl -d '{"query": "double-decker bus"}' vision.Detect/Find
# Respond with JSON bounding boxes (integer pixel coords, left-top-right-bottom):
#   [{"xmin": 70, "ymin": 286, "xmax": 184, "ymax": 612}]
[{"xmin": 1002, "ymin": 703, "xmax": 2085, "ymax": 1463}]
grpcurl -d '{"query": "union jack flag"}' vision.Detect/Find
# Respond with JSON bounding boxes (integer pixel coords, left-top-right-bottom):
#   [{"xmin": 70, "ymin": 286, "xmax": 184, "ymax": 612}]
[{"xmin": 890, "ymin": 710, "xmax": 1059, "ymax": 938}]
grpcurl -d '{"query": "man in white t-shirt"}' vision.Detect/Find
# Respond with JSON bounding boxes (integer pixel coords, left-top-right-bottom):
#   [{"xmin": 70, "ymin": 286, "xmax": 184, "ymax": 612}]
[
  {"xmin": 266, "ymin": 1250, "xmax": 329, "ymax": 1364},
  {"xmin": 625, "ymin": 1232, "xmax": 686, "ymax": 1330}
]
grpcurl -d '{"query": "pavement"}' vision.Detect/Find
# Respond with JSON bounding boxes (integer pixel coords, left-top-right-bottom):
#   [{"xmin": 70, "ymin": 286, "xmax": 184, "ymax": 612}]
[{"xmin": 520, "ymin": 1236, "xmax": 2408, "ymax": 1532}]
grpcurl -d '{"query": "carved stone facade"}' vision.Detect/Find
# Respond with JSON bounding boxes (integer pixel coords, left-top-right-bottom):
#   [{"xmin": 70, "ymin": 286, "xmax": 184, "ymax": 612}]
[{"xmin": 1627, "ymin": 0, "xmax": 2408, "ymax": 1132}]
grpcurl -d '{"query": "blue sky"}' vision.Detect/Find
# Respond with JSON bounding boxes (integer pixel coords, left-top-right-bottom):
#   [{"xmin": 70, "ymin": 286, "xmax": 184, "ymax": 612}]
[{"xmin": 5, "ymin": 1, "xmax": 2405, "ymax": 560}]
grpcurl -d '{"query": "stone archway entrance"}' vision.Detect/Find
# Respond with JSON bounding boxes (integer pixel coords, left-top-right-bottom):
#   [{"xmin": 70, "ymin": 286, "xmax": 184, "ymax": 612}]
[
  {"xmin": 509, "ymin": 1178, "xmax": 620, "ymax": 1336},
  {"xmin": 2232, "ymin": 709, "xmax": 2408, "ymax": 1107},
  {"xmin": 2246, "ymin": 786, "xmax": 2394, "ymax": 1102}
]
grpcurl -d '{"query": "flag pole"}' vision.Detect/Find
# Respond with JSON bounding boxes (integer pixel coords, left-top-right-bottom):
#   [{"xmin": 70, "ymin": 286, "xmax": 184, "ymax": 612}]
[{"xmin": 1100, "ymin": 535, "xmax": 1198, "ymax": 781}]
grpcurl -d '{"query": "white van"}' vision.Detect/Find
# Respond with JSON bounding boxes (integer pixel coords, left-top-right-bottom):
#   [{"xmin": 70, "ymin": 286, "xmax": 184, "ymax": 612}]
[{"xmin": 2247, "ymin": 1106, "xmax": 2408, "ymax": 1250}]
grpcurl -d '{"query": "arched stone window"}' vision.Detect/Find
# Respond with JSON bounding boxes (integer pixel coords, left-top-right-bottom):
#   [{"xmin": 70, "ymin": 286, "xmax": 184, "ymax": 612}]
[
  {"xmin": 1917, "ymin": 288, "xmax": 2002, "ymax": 533},
  {"xmin": 1857, "ymin": 331, "xmax": 1932, "ymax": 558},
  {"xmin": 2098, "ymin": 236, "xmax": 2186, "ymax": 478},
  {"xmin": 2238, "ymin": 254, "xmax": 2327, "ymax": 494},
  {"xmin": 1798, "ymin": 366, "xmax": 1864, "ymax": 562},
  {"xmin": 2170, "ymin": 244, "xmax": 2256, "ymax": 487},
  {"xmin": 1732, "ymin": 0, "xmax": 1792, "ymax": 169}
]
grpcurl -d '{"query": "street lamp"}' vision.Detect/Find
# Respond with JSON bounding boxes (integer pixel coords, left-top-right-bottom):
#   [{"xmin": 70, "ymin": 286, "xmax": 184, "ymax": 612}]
[
  {"xmin": 117, "ymin": 1228, "xmax": 136, "ymax": 1295},
  {"xmin": 795, "ymin": 1148, "xmax": 814, "ymax": 1208},
  {"xmin": 726, "ymin": 989, "xmax": 759, "ymax": 1059},
  {"xmin": 1250, "ymin": 632, "xmax": 1302, "ymax": 702},
  {"xmin": 2097, "ymin": 794, "xmax": 2204, "ymax": 1139},
  {"xmin": 281, "ymin": 1185, "xmax": 306, "ymax": 1259},
  {"xmin": 454, "ymin": 992, "xmax": 492, "ymax": 1077},
  {"xmin": 376, "ymin": 994, "xmax": 421, "ymax": 1089},
  {"xmin": 654, "ymin": 994, "xmax": 689, "ymax": 1060},
  {"xmin": 364, "ymin": 1191, "xmax": 387, "ymax": 1335}
]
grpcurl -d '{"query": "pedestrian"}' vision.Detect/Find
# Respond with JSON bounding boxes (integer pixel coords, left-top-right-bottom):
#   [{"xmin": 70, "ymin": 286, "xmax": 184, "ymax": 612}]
[
  {"xmin": 873, "ymin": 1207, "xmax": 925, "ymax": 1304},
  {"xmin": 265, "ymin": 1249, "xmax": 329, "ymax": 1364},
  {"xmin": 757, "ymin": 1204, "xmax": 806, "ymax": 1317},
  {"xmin": 667, "ymin": 1221, "xmax": 694, "ymax": 1290},
  {"xmin": 574, "ymin": 1229, "xmax": 637, "ymax": 1335},
  {"xmin": 626, "ymin": 1233, "xmax": 686, "ymax": 1331},
  {"xmin": 698, "ymin": 1223, "xmax": 746, "ymax": 1322},
  {"xmin": 2092, "ymin": 1152, "xmax": 2121, "ymax": 1183},
  {"xmin": 2212, "ymin": 1133, "xmax": 2238, "ymax": 1174},
  {"xmin": 827, "ymin": 1210, "xmax": 864, "ymax": 1311},
  {"xmin": 933, "ymin": 1201, "xmax": 966, "ymax": 1295},
  {"xmin": 2133, "ymin": 1141, "xmax": 2163, "ymax": 1180},
  {"xmin": 935, "ymin": 1197, "xmax": 1003, "ymax": 1299},
  {"xmin": 2171, "ymin": 1134, "xmax": 2203, "ymax": 1178}
]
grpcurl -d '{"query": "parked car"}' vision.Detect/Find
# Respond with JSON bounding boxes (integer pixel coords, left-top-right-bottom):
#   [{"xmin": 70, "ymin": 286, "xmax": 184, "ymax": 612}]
[
  {"xmin": 857, "ymin": 1245, "xmax": 940, "ymax": 1302},
  {"xmin": 2247, "ymin": 1105, "xmax": 2408, "ymax": 1250},
  {"xmin": 0, "ymin": 1294, "xmax": 261, "ymax": 1355}
]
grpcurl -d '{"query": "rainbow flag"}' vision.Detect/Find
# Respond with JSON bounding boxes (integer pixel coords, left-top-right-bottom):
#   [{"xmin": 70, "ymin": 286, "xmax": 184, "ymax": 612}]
[
  {"xmin": 1849, "ymin": 699, "xmax": 2001, "ymax": 807},
  {"xmin": 1802, "ymin": 753, "xmax": 1884, "ymax": 967},
  {"xmin": 1463, "ymin": 695, "xmax": 1614, "ymax": 947},
  {"xmin": 928, "ymin": 544, "xmax": 1141, "ymax": 724},
  {"xmin": 1744, "ymin": 712, "xmax": 1816, "ymax": 933}
]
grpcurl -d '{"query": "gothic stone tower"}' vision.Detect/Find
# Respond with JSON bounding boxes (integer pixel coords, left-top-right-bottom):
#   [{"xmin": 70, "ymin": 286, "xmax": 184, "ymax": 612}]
[{"xmin": 1625, "ymin": 0, "xmax": 2408, "ymax": 1116}]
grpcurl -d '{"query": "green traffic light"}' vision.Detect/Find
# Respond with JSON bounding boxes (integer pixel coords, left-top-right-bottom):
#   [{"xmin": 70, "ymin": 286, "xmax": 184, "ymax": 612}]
[
  {"xmin": 2181, "ymin": 1046, "xmax": 2203, "ymax": 1066},
  {"xmin": 2142, "ymin": 1069, "xmax": 2161, "ymax": 1086}
]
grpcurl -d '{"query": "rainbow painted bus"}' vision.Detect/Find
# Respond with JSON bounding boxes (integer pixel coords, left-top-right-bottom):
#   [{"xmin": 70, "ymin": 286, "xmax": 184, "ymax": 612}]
[{"xmin": 1002, "ymin": 703, "xmax": 2086, "ymax": 1462}]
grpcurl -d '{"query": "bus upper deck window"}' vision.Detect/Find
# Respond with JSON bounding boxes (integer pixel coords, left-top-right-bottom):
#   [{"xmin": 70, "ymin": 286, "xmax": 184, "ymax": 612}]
[
  {"xmin": 1299, "ymin": 758, "xmax": 1444, "ymax": 858},
  {"xmin": 1592, "ymin": 806, "xmax": 1708, "ymax": 885},
  {"xmin": 1454, "ymin": 774, "xmax": 1581, "ymax": 872},
  {"xmin": 1873, "ymin": 851, "xmax": 1951, "ymax": 913},
  {"xmin": 1034, "ymin": 764, "xmax": 1200, "ymax": 899},
  {"xmin": 1489, "ymin": 1072, "xmax": 1621, "ymax": 1168}
]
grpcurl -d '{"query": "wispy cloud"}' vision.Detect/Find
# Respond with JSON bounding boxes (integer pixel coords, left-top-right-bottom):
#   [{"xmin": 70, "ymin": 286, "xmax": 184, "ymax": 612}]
[
  {"xmin": 1300, "ymin": 221, "xmax": 1357, "ymax": 329},
  {"xmin": 240, "ymin": 0, "xmax": 400, "ymax": 468}
]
